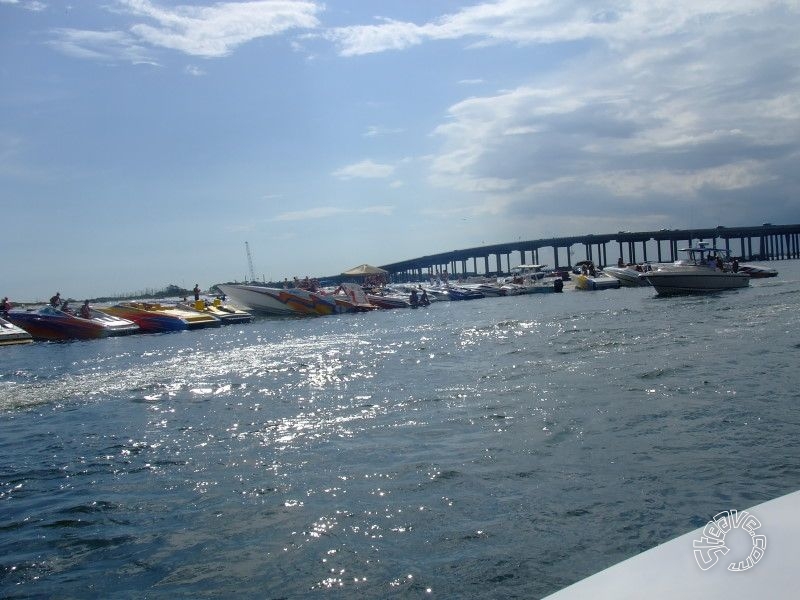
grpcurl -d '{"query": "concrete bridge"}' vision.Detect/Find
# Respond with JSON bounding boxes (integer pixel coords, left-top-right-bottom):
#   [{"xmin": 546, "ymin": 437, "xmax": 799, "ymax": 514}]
[{"xmin": 379, "ymin": 223, "xmax": 800, "ymax": 281}]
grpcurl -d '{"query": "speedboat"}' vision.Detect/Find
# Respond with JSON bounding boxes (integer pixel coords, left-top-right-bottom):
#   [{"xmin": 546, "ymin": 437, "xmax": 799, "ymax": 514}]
[
  {"xmin": 6, "ymin": 306, "xmax": 139, "ymax": 340},
  {"xmin": 461, "ymin": 282, "xmax": 506, "ymax": 297},
  {"xmin": 644, "ymin": 242, "xmax": 750, "ymax": 295},
  {"xmin": 738, "ymin": 263, "xmax": 778, "ymax": 278},
  {"xmin": 420, "ymin": 285, "xmax": 451, "ymax": 301},
  {"xmin": 602, "ymin": 265, "xmax": 652, "ymax": 287},
  {"xmin": 499, "ymin": 282, "xmax": 528, "ymax": 295},
  {"xmin": 366, "ymin": 291, "xmax": 412, "ymax": 309},
  {"xmin": 502, "ymin": 269, "xmax": 561, "ymax": 294},
  {"xmin": 511, "ymin": 264, "xmax": 549, "ymax": 281},
  {"xmin": 99, "ymin": 302, "xmax": 221, "ymax": 331},
  {"xmin": 330, "ymin": 283, "xmax": 377, "ymax": 312},
  {"xmin": 179, "ymin": 299, "xmax": 254, "ymax": 324},
  {"xmin": 446, "ymin": 286, "xmax": 485, "ymax": 300},
  {"xmin": 573, "ymin": 261, "xmax": 620, "ymax": 290},
  {"xmin": 216, "ymin": 285, "xmax": 338, "ymax": 316},
  {"xmin": 575, "ymin": 274, "xmax": 621, "ymax": 291},
  {"xmin": 0, "ymin": 316, "xmax": 33, "ymax": 345}
]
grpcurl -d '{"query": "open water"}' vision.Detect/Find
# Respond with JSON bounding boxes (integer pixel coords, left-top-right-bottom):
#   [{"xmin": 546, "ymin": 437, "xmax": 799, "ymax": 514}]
[{"xmin": 2, "ymin": 263, "xmax": 800, "ymax": 599}]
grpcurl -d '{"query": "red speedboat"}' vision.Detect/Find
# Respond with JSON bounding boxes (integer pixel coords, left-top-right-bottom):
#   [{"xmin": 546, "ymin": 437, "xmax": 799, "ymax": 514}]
[{"xmin": 6, "ymin": 306, "xmax": 139, "ymax": 340}]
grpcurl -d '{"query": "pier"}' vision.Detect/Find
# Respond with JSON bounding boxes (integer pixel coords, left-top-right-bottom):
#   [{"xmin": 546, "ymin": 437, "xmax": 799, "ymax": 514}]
[{"xmin": 379, "ymin": 223, "xmax": 800, "ymax": 281}]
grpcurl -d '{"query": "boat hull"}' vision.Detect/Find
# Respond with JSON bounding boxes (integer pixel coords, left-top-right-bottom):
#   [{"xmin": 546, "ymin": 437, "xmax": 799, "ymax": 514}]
[
  {"xmin": 602, "ymin": 267, "xmax": 650, "ymax": 287},
  {"xmin": 543, "ymin": 488, "xmax": 800, "ymax": 599},
  {"xmin": 366, "ymin": 294, "xmax": 411, "ymax": 309},
  {"xmin": 575, "ymin": 275, "xmax": 621, "ymax": 291},
  {"xmin": 0, "ymin": 317, "xmax": 34, "ymax": 345},
  {"xmin": 447, "ymin": 287, "xmax": 484, "ymax": 300},
  {"xmin": 100, "ymin": 303, "xmax": 221, "ymax": 332},
  {"xmin": 218, "ymin": 285, "xmax": 338, "ymax": 316},
  {"xmin": 6, "ymin": 308, "xmax": 114, "ymax": 340},
  {"xmin": 739, "ymin": 264, "xmax": 778, "ymax": 278},
  {"xmin": 645, "ymin": 269, "xmax": 750, "ymax": 295},
  {"xmin": 179, "ymin": 300, "xmax": 254, "ymax": 324}
]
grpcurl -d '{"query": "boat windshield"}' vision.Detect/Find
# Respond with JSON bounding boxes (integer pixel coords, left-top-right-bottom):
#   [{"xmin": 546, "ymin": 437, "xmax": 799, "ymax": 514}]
[{"xmin": 678, "ymin": 242, "xmax": 732, "ymax": 265}]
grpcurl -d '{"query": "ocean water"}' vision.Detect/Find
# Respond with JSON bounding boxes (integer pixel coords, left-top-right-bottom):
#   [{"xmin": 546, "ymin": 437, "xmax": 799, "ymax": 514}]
[{"xmin": 2, "ymin": 264, "xmax": 799, "ymax": 599}]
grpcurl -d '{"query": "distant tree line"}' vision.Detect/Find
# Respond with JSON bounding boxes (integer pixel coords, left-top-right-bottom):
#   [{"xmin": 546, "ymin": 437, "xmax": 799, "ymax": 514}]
[{"xmin": 91, "ymin": 284, "xmax": 191, "ymax": 303}]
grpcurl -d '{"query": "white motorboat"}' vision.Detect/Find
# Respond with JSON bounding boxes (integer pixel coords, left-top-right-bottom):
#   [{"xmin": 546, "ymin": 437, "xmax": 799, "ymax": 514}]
[
  {"xmin": 575, "ymin": 273, "xmax": 621, "ymax": 291},
  {"xmin": 217, "ymin": 284, "xmax": 338, "ymax": 316},
  {"xmin": 644, "ymin": 242, "xmax": 749, "ymax": 295},
  {"xmin": 0, "ymin": 316, "xmax": 33, "ymax": 345},
  {"xmin": 572, "ymin": 260, "xmax": 620, "ymax": 290},
  {"xmin": 420, "ymin": 285, "xmax": 450, "ymax": 301},
  {"xmin": 602, "ymin": 265, "xmax": 651, "ymax": 287},
  {"xmin": 461, "ymin": 282, "xmax": 506, "ymax": 297},
  {"xmin": 501, "ymin": 277, "xmax": 560, "ymax": 294},
  {"xmin": 511, "ymin": 264, "xmax": 549, "ymax": 280},
  {"xmin": 573, "ymin": 262, "xmax": 621, "ymax": 291}
]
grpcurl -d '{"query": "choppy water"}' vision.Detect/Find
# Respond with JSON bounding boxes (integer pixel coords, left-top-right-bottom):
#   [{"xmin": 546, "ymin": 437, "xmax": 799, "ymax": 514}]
[{"xmin": 2, "ymin": 264, "xmax": 800, "ymax": 599}]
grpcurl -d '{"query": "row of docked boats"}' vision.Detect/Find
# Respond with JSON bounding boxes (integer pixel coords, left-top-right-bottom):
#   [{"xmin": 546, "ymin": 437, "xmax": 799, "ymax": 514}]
[
  {"xmin": 1, "ymin": 244, "xmax": 778, "ymax": 343},
  {"xmin": 216, "ymin": 273, "xmax": 564, "ymax": 318},
  {"xmin": 2, "ymin": 299, "xmax": 253, "ymax": 342}
]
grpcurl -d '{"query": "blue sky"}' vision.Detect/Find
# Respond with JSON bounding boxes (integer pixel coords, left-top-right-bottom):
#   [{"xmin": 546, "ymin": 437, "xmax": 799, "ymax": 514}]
[{"xmin": 2, "ymin": 0, "xmax": 799, "ymax": 300}]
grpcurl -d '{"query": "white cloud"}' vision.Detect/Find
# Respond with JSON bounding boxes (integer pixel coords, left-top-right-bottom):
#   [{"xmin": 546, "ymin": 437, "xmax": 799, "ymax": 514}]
[
  {"xmin": 120, "ymin": 0, "xmax": 321, "ymax": 58},
  {"xmin": 272, "ymin": 205, "xmax": 394, "ymax": 221},
  {"xmin": 418, "ymin": 1, "xmax": 800, "ymax": 224},
  {"xmin": 326, "ymin": 0, "xmax": 792, "ymax": 56},
  {"xmin": 47, "ymin": 28, "xmax": 157, "ymax": 64},
  {"xmin": 184, "ymin": 64, "xmax": 205, "ymax": 76},
  {"xmin": 363, "ymin": 125, "xmax": 403, "ymax": 138},
  {"xmin": 49, "ymin": 0, "xmax": 322, "ymax": 62},
  {"xmin": 0, "ymin": 0, "xmax": 47, "ymax": 9},
  {"xmin": 332, "ymin": 159, "xmax": 395, "ymax": 180}
]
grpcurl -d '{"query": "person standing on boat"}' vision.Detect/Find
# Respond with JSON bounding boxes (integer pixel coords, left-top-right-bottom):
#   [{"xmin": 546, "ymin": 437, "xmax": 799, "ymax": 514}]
[
  {"xmin": 80, "ymin": 300, "xmax": 92, "ymax": 319},
  {"xmin": 193, "ymin": 284, "xmax": 201, "ymax": 301},
  {"xmin": 1, "ymin": 296, "xmax": 11, "ymax": 316},
  {"xmin": 50, "ymin": 292, "xmax": 61, "ymax": 307}
]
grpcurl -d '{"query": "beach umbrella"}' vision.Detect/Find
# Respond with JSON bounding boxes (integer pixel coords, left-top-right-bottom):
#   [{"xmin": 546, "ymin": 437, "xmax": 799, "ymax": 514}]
[{"xmin": 341, "ymin": 264, "xmax": 388, "ymax": 276}]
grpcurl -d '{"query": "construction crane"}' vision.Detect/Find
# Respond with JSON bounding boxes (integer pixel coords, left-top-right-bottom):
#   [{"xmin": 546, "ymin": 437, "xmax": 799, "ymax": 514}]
[{"xmin": 245, "ymin": 241, "xmax": 256, "ymax": 282}]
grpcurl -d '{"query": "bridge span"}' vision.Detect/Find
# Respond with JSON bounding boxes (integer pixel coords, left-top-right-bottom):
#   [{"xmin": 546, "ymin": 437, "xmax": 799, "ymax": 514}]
[{"xmin": 378, "ymin": 223, "xmax": 800, "ymax": 281}]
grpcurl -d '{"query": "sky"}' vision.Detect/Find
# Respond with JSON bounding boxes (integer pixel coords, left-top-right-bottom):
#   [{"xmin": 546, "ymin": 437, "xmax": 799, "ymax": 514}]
[{"xmin": 1, "ymin": 0, "xmax": 799, "ymax": 300}]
